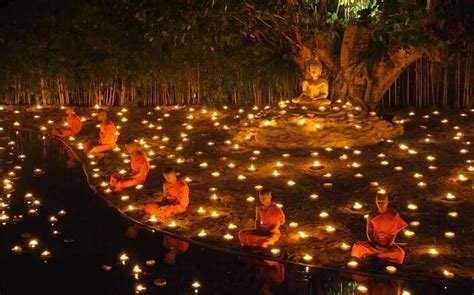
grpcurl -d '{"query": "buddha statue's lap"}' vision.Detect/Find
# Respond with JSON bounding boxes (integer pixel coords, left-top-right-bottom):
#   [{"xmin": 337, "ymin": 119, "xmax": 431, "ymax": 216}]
[{"xmin": 292, "ymin": 60, "xmax": 330, "ymax": 107}]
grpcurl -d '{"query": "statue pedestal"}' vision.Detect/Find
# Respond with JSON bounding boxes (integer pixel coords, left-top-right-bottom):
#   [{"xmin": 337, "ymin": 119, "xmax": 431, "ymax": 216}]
[{"xmin": 233, "ymin": 102, "xmax": 404, "ymax": 149}]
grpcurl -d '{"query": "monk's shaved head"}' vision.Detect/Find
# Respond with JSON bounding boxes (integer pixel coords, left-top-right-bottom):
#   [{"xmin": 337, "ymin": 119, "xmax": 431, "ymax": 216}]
[{"xmin": 375, "ymin": 193, "xmax": 389, "ymax": 213}]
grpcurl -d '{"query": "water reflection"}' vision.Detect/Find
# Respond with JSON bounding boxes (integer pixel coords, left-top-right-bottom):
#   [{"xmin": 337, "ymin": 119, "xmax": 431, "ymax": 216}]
[{"xmin": 0, "ymin": 130, "xmax": 472, "ymax": 294}]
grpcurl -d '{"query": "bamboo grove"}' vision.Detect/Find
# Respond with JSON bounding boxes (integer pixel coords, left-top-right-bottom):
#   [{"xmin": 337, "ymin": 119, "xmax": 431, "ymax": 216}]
[{"xmin": 0, "ymin": 0, "xmax": 472, "ymax": 109}]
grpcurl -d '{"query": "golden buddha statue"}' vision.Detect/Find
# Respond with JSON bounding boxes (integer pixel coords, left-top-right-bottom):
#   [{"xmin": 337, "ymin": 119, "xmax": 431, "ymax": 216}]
[{"xmin": 292, "ymin": 60, "xmax": 330, "ymax": 107}]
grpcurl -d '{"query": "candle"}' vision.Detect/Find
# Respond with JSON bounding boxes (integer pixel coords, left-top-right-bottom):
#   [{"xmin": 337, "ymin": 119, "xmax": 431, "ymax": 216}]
[
  {"xmin": 270, "ymin": 248, "xmax": 281, "ymax": 255},
  {"xmin": 457, "ymin": 174, "xmax": 468, "ymax": 182},
  {"xmin": 404, "ymin": 230, "xmax": 415, "ymax": 238},
  {"xmin": 11, "ymin": 245, "xmax": 22, "ymax": 254},
  {"xmin": 289, "ymin": 222, "xmax": 299, "ymax": 228},
  {"xmin": 302, "ymin": 254, "xmax": 313, "ymax": 262},
  {"xmin": 442, "ymin": 269, "xmax": 454, "ymax": 279},
  {"xmin": 446, "ymin": 193, "xmax": 456, "ymax": 200},
  {"xmin": 197, "ymin": 207, "xmax": 206, "ymax": 214},
  {"xmin": 223, "ymin": 233, "xmax": 233, "ymax": 240},
  {"xmin": 428, "ymin": 248, "xmax": 439, "ymax": 257},
  {"xmin": 448, "ymin": 211, "xmax": 458, "ymax": 218},
  {"xmin": 319, "ymin": 211, "xmax": 329, "ymax": 219},
  {"xmin": 325, "ymin": 225, "xmax": 336, "ymax": 233},
  {"xmin": 340, "ymin": 243, "xmax": 351, "ymax": 251},
  {"xmin": 119, "ymin": 253, "xmax": 129, "ymax": 263},
  {"xmin": 168, "ymin": 221, "xmax": 177, "ymax": 228},
  {"xmin": 407, "ymin": 203, "xmax": 418, "ymax": 210},
  {"xmin": 287, "ymin": 180, "xmax": 296, "ymax": 186},
  {"xmin": 40, "ymin": 250, "xmax": 51, "ymax": 259},
  {"xmin": 356, "ymin": 285, "xmax": 368, "ymax": 293},
  {"xmin": 29, "ymin": 239, "xmax": 39, "ymax": 248},
  {"xmin": 298, "ymin": 231, "xmax": 309, "ymax": 239},
  {"xmin": 353, "ymin": 202, "xmax": 363, "ymax": 210},
  {"xmin": 192, "ymin": 281, "xmax": 201, "ymax": 289},
  {"xmin": 444, "ymin": 232, "xmax": 455, "ymax": 238},
  {"xmin": 347, "ymin": 260, "xmax": 358, "ymax": 268},
  {"xmin": 149, "ymin": 215, "xmax": 158, "ymax": 223},
  {"xmin": 198, "ymin": 230, "xmax": 207, "ymax": 237},
  {"xmin": 310, "ymin": 194, "xmax": 319, "ymax": 200},
  {"xmin": 246, "ymin": 196, "xmax": 255, "ymax": 203},
  {"xmin": 385, "ymin": 265, "xmax": 397, "ymax": 274},
  {"xmin": 228, "ymin": 223, "xmax": 237, "ymax": 230}
]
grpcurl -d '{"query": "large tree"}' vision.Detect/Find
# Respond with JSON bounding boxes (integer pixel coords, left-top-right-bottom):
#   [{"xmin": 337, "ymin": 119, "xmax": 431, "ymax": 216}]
[{"xmin": 138, "ymin": 0, "xmax": 471, "ymax": 110}]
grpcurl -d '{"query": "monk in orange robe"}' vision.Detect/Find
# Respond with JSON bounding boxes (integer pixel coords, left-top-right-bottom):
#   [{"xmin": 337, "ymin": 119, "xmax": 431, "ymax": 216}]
[
  {"xmin": 351, "ymin": 194, "xmax": 408, "ymax": 264},
  {"xmin": 52, "ymin": 107, "xmax": 82, "ymax": 138},
  {"xmin": 144, "ymin": 167, "xmax": 189, "ymax": 219},
  {"xmin": 110, "ymin": 139, "xmax": 149, "ymax": 191},
  {"xmin": 239, "ymin": 189, "xmax": 285, "ymax": 249},
  {"xmin": 84, "ymin": 108, "xmax": 118, "ymax": 155}
]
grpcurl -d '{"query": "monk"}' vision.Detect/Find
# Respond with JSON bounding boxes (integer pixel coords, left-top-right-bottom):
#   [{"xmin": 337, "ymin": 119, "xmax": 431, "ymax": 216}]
[
  {"xmin": 144, "ymin": 167, "xmax": 189, "ymax": 219},
  {"xmin": 84, "ymin": 108, "xmax": 118, "ymax": 155},
  {"xmin": 239, "ymin": 190, "xmax": 285, "ymax": 249},
  {"xmin": 51, "ymin": 107, "xmax": 82, "ymax": 138},
  {"xmin": 110, "ymin": 139, "xmax": 149, "ymax": 191},
  {"xmin": 351, "ymin": 194, "xmax": 408, "ymax": 264}
]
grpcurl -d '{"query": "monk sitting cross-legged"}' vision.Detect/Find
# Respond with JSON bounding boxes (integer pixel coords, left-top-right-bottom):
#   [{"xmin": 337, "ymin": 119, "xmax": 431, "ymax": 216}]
[
  {"xmin": 144, "ymin": 167, "xmax": 189, "ymax": 219},
  {"xmin": 51, "ymin": 106, "xmax": 82, "ymax": 138},
  {"xmin": 84, "ymin": 108, "xmax": 118, "ymax": 156},
  {"xmin": 239, "ymin": 189, "xmax": 285, "ymax": 249},
  {"xmin": 351, "ymin": 193, "xmax": 408, "ymax": 264},
  {"xmin": 110, "ymin": 139, "xmax": 150, "ymax": 191}
]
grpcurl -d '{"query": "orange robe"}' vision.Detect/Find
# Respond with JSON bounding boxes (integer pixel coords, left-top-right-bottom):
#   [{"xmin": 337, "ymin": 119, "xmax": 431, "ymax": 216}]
[
  {"xmin": 52, "ymin": 113, "xmax": 82, "ymax": 138},
  {"xmin": 99, "ymin": 120, "xmax": 117, "ymax": 146},
  {"xmin": 110, "ymin": 152, "xmax": 149, "ymax": 190},
  {"xmin": 85, "ymin": 120, "xmax": 118, "ymax": 154},
  {"xmin": 352, "ymin": 210, "xmax": 407, "ymax": 264},
  {"xmin": 239, "ymin": 203, "xmax": 285, "ymax": 248},
  {"xmin": 144, "ymin": 180, "xmax": 189, "ymax": 218}
]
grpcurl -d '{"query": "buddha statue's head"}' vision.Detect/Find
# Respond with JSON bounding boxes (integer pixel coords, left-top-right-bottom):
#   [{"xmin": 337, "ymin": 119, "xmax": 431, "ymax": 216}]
[{"xmin": 307, "ymin": 61, "xmax": 323, "ymax": 80}]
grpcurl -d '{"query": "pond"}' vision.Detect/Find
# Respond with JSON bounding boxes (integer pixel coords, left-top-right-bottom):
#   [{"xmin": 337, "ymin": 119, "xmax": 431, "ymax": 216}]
[{"xmin": 0, "ymin": 130, "xmax": 472, "ymax": 295}]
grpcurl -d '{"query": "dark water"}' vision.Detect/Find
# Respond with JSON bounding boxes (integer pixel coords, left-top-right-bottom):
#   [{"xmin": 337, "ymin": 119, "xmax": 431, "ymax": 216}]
[{"xmin": 0, "ymin": 130, "xmax": 472, "ymax": 295}]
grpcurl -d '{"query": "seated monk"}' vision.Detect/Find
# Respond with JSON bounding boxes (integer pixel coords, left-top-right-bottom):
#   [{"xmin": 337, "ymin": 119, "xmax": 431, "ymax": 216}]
[
  {"xmin": 51, "ymin": 106, "xmax": 82, "ymax": 138},
  {"xmin": 84, "ymin": 108, "xmax": 118, "ymax": 155},
  {"xmin": 239, "ymin": 189, "xmax": 285, "ymax": 249},
  {"xmin": 352, "ymin": 193, "xmax": 408, "ymax": 264},
  {"xmin": 110, "ymin": 139, "xmax": 150, "ymax": 191},
  {"xmin": 144, "ymin": 167, "xmax": 189, "ymax": 219}
]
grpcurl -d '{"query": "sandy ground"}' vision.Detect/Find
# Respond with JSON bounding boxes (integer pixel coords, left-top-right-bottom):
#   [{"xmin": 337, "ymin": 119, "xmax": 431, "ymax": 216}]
[{"xmin": 1, "ymin": 104, "xmax": 472, "ymax": 282}]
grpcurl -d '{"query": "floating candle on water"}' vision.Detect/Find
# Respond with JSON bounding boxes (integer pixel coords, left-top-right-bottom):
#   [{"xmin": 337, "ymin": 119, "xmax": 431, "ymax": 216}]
[
  {"xmin": 446, "ymin": 193, "xmax": 456, "ymax": 200},
  {"xmin": 29, "ymin": 239, "xmax": 39, "ymax": 248},
  {"xmin": 41, "ymin": 250, "xmax": 51, "ymax": 259},
  {"xmin": 11, "ymin": 245, "xmax": 22, "ymax": 254}
]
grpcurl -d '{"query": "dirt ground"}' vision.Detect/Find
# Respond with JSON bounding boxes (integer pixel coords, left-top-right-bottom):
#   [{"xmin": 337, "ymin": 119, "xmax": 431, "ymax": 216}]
[{"xmin": 1, "ymin": 104, "xmax": 473, "ymax": 282}]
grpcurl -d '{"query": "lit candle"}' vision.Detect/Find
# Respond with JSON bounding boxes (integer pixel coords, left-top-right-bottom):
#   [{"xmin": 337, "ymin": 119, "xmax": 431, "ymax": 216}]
[
  {"xmin": 289, "ymin": 222, "xmax": 299, "ymax": 228},
  {"xmin": 428, "ymin": 248, "xmax": 439, "ymax": 257},
  {"xmin": 385, "ymin": 265, "xmax": 397, "ymax": 274},
  {"xmin": 404, "ymin": 230, "xmax": 415, "ymax": 238},
  {"xmin": 340, "ymin": 243, "xmax": 351, "ymax": 251},
  {"xmin": 302, "ymin": 254, "xmax": 313, "ymax": 262},
  {"xmin": 325, "ymin": 225, "xmax": 336, "ymax": 233},
  {"xmin": 347, "ymin": 260, "xmax": 358, "ymax": 268},
  {"xmin": 444, "ymin": 232, "xmax": 455, "ymax": 239},
  {"xmin": 442, "ymin": 269, "xmax": 454, "ymax": 279},
  {"xmin": 198, "ymin": 230, "xmax": 207, "ymax": 237},
  {"xmin": 223, "ymin": 233, "xmax": 233, "ymax": 240}
]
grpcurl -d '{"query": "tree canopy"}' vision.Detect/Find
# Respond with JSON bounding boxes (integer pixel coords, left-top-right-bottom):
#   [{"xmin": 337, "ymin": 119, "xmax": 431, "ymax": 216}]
[{"xmin": 0, "ymin": 0, "xmax": 471, "ymax": 106}]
